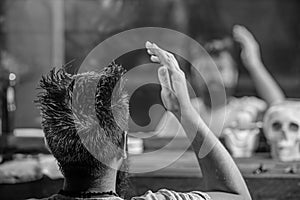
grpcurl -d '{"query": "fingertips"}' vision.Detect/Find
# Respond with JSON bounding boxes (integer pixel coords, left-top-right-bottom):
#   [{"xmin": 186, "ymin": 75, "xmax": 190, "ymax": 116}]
[
  {"xmin": 233, "ymin": 24, "xmax": 246, "ymax": 32},
  {"xmin": 152, "ymin": 43, "xmax": 164, "ymax": 54},
  {"xmin": 145, "ymin": 41, "xmax": 152, "ymax": 48},
  {"xmin": 146, "ymin": 41, "xmax": 161, "ymax": 56},
  {"xmin": 145, "ymin": 41, "xmax": 160, "ymax": 51},
  {"xmin": 233, "ymin": 25, "xmax": 246, "ymax": 39},
  {"xmin": 152, "ymin": 43, "xmax": 159, "ymax": 49},
  {"xmin": 150, "ymin": 55, "xmax": 160, "ymax": 62},
  {"xmin": 233, "ymin": 24, "xmax": 242, "ymax": 30},
  {"xmin": 233, "ymin": 26, "xmax": 246, "ymax": 43},
  {"xmin": 146, "ymin": 41, "xmax": 154, "ymax": 55}
]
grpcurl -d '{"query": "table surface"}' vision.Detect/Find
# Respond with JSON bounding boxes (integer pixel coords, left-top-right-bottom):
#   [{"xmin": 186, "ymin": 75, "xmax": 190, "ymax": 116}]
[
  {"xmin": 8, "ymin": 134, "xmax": 296, "ymax": 179},
  {"xmin": 1, "ymin": 150, "xmax": 300, "ymax": 183},
  {"xmin": 1, "ymin": 150, "xmax": 300, "ymax": 200},
  {"xmin": 130, "ymin": 150, "xmax": 300, "ymax": 178}
]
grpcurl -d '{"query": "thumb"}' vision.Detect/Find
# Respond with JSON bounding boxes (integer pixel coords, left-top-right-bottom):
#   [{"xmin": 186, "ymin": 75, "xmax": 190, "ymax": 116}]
[
  {"xmin": 171, "ymin": 74, "xmax": 191, "ymax": 106},
  {"xmin": 158, "ymin": 66, "xmax": 172, "ymax": 93}
]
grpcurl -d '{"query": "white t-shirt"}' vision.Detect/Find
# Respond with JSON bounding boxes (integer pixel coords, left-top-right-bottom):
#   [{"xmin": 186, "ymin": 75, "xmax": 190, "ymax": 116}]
[{"xmin": 32, "ymin": 189, "xmax": 211, "ymax": 200}]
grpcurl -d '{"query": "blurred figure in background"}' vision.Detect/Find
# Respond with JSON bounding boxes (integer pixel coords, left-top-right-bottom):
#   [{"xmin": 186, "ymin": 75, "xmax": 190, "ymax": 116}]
[{"xmin": 190, "ymin": 25, "xmax": 285, "ymax": 134}]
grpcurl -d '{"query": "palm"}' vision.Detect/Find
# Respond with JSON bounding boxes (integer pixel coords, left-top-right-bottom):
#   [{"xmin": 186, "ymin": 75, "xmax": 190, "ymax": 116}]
[
  {"xmin": 145, "ymin": 41, "xmax": 191, "ymax": 116},
  {"xmin": 160, "ymin": 88, "xmax": 179, "ymax": 113}
]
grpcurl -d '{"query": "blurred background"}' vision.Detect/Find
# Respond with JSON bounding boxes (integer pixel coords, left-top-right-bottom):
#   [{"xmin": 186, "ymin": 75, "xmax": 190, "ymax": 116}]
[
  {"xmin": 1, "ymin": 1, "xmax": 300, "ymax": 200},
  {"xmin": 0, "ymin": 0, "xmax": 299, "ymax": 130}
]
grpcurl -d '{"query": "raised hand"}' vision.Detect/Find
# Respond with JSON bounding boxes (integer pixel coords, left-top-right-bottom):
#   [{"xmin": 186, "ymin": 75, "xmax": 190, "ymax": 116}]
[
  {"xmin": 233, "ymin": 25, "xmax": 262, "ymax": 68},
  {"xmin": 233, "ymin": 25, "xmax": 285, "ymax": 105},
  {"xmin": 145, "ymin": 41, "xmax": 192, "ymax": 117},
  {"xmin": 145, "ymin": 42, "xmax": 252, "ymax": 200}
]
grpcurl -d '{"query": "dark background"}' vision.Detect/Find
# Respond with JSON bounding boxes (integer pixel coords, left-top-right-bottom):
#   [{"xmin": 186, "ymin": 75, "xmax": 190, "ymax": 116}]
[{"xmin": 1, "ymin": 0, "xmax": 300, "ymax": 129}]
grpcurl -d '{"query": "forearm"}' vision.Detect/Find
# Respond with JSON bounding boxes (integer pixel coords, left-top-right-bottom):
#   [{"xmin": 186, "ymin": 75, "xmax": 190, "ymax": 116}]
[
  {"xmin": 146, "ymin": 40, "xmax": 251, "ymax": 199},
  {"xmin": 177, "ymin": 107, "xmax": 251, "ymax": 199},
  {"xmin": 233, "ymin": 25, "xmax": 285, "ymax": 105},
  {"xmin": 197, "ymin": 140, "xmax": 250, "ymax": 198},
  {"xmin": 246, "ymin": 59, "xmax": 285, "ymax": 105}
]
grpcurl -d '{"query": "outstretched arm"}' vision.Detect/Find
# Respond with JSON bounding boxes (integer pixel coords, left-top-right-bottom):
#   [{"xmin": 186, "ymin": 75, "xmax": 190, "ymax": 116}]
[
  {"xmin": 233, "ymin": 25, "xmax": 285, "ymax": 105},
  {"xmin": 146, "ymin": 41, "xmax": 251, "ymax": 200}
]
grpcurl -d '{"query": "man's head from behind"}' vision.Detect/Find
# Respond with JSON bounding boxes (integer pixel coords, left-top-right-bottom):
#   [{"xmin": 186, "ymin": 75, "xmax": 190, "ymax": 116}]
[{"xmin": 36, "ymin": 63, "xmax": 129, "ymax": 194}]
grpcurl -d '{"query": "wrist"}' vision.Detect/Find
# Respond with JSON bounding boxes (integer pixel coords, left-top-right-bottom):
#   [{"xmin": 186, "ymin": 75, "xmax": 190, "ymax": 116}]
[
  {"xmin": 171, "ymin": 104, "xmax": 195, "ymax": 121},
  {"xmin": 180, "ymin": 105, "xmax": 201, "ymax": 124},
  {"xmin": 180, "ymin": 102, "xmax": 195, "ymax": 115},
  {"xmin": 246, "ymin": 57, "xmax": 263, "ymax": 70}
]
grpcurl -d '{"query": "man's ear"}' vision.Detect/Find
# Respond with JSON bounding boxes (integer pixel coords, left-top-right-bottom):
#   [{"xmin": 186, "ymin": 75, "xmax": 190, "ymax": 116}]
[{"xmin": 122, "ymin": 131, "xmax": 128, "ymax": 159}]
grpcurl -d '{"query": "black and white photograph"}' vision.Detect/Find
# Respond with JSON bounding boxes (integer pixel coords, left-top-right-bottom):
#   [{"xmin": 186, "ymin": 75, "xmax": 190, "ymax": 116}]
[{"xmin": 0, "ymin": 0, "xmax": 300, "ymax": 199}]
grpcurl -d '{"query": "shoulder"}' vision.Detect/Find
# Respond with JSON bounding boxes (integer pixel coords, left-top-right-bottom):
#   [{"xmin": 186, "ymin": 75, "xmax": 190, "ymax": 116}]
[
  {"xmin": 28, "ymin": 195, "xmax": 123, "ymax": 200},
  {"xmin": 131, "ymin": 189, "xmax": 211, "ymax": 200},
  {"xmin": 27, "ymin": 194, "xmax": 73, "ymax": 200}
]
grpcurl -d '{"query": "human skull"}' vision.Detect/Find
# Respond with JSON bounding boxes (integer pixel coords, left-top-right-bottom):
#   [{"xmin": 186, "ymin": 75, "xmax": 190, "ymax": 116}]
[
  {"xmin": 222, "ymin": 97, "xmax": 266, "ymax": 158},
  {"xmin": 263, "ymin": 101, "xmax": 300, "ymax": 162},
  {"xmin": 223, "ymin": 111, "xmax": 260, "ymax": 158},
  {"xmin": 223, "ymin": 124, "xmax": 260, "ymax": 158}
]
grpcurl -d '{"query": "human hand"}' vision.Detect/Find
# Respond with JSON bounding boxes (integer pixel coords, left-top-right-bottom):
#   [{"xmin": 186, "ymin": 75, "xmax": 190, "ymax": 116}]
[
  {"xmin": 145, "ymin": 41, "xmax": 193, "ymax": 118},
  {"xmin": 233, "ymin": 25, "xmax": 262, "ymax": 68}
]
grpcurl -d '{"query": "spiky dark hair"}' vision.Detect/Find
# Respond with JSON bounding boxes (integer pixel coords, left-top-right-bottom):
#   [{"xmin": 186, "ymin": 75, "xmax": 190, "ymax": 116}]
[{"xmin": 36, "ymin": 63, "xmax": 128, "ymax": 176}]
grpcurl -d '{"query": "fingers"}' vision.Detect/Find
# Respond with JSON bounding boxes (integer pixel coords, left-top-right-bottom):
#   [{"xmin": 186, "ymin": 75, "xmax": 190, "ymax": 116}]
[
  {"xmin": 234, "ymin": 25, "xmax": 251, "ymax": 36},
  {"xmin": 146, "ymin": 45, "xmax": 160, "ymax": 63},
  {"xmin": 146, "ymin": 41, "xmax": 156, "ymax": 56},
  {"xmin": 146, "ymin": 41, "xmax": 168, "ymax": 64},
  {"xmin": 233, "ymin": 25, "xmax": 255, "ymax": 43},
  {"xmin": 150, "ymin": 55, "xmax": 159, "ymax": 63},
  {"xmin": 146, "ymin": 41, "xmax": 188, "ymax": 105},
  {"xmin": 154, "ymin": 43, "xmax": 181, "ymax": 71},
  {"xmin": 145, "ymin": 41, "xmax": 180, "ymax": 71},
  {"xmin": 233, "ymin": 25, "xmax": 245, "ymax": 43},
  {"xmin": 233, "ymin": 25, "xmax": 246, "ymax": 35}
]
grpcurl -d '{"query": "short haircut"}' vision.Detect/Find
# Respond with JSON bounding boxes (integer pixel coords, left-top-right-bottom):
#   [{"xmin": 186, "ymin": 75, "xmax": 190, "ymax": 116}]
[
  {"xmin": 204, "ymin": 37, "xmax": 239, "ymax": 66},
  {"xmin": 36, "ymin": 63, "xmax": 129, "ymax": 177}
]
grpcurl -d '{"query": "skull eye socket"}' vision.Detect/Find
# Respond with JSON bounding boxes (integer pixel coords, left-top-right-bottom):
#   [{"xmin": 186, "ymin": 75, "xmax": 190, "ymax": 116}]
[
  {"xmin": 289, "ymin": 122, "xmax": 299, "ymax": 132},
  {"xmin": 272, "ymin": 121, "xmax": 282, "ymax": 131}
]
